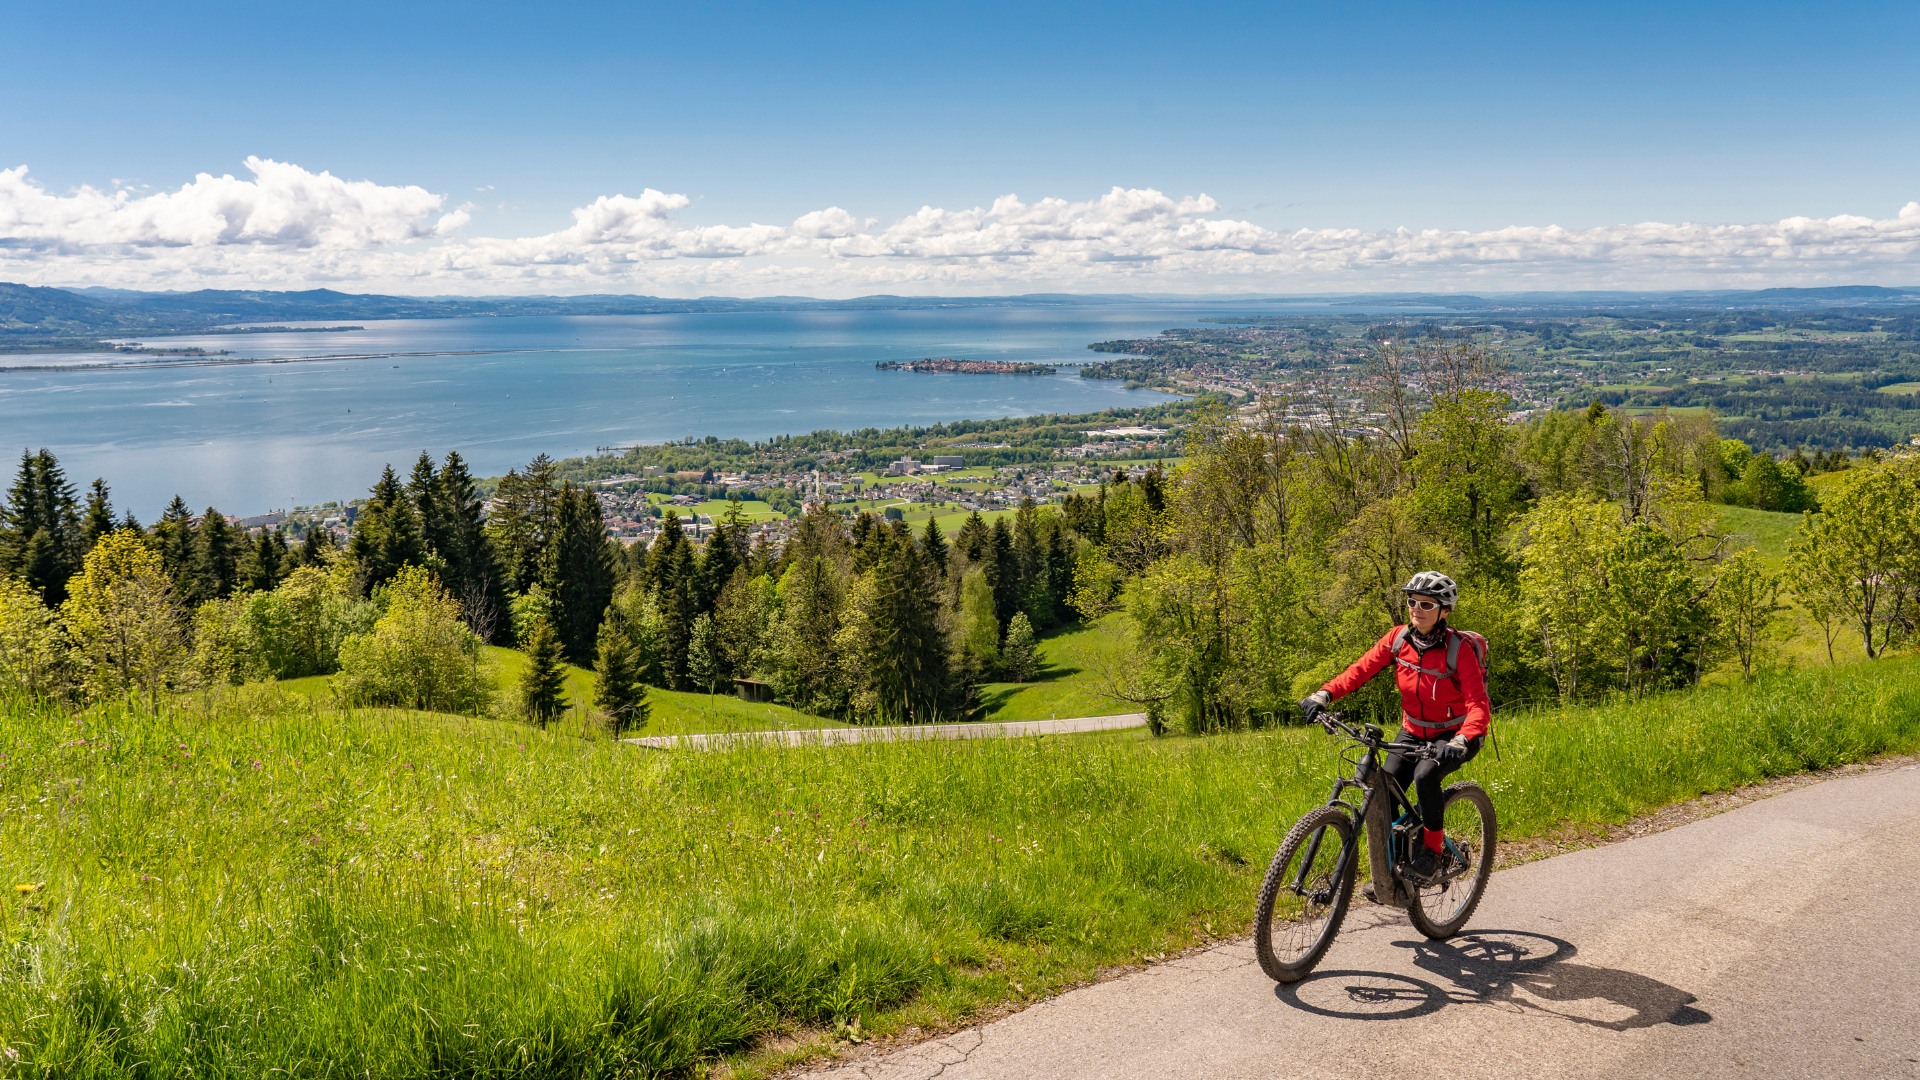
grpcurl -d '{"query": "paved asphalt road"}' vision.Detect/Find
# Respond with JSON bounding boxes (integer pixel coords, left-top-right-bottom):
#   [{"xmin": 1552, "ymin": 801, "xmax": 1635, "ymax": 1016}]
[
  {"xmin": 807, "ymin": 761, "xmax": 1920, "ymax": 1079},
  {"xmin": 627, "ymin": 713, "xmax": 1146, "ymax": 750}
]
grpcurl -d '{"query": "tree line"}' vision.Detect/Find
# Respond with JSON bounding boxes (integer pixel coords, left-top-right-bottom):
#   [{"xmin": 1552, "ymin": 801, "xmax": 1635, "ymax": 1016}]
[
  {"xmin": 2, "ymin": 343, "xmax": 1914, "ymax": 732},
  {"xmin": 1061, "ymin": 341, "xmax": 1917, "ymax": 732},
  {"xmin": 0, "ymin": 443, "xmax": 1088, "ymax": 728}
]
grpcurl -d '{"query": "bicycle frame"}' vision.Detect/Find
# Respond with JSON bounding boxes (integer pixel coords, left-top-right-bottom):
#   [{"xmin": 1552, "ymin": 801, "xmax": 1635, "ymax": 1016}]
[{"xmin": 1298, "ymin": 715, "xmax": 1429, "ymax": 908}]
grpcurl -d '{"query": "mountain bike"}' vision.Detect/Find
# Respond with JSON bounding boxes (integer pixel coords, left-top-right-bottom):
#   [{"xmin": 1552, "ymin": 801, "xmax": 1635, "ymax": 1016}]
[{"xmin": 1253, "ymin": 710, "xmax": 1497, "ymax": 984}]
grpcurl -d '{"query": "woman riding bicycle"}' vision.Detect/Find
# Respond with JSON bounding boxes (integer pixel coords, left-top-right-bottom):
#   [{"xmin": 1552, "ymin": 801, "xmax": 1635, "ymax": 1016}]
[{"xmin": 1299, "ymin": 570, "xmax": 1489, "ymax": 882}]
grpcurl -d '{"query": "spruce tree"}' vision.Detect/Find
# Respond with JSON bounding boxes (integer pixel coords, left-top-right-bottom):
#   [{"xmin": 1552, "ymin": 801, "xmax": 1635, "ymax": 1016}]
[
  {"xmin": 296, "ymin": 524, "xmax": 336, "ymax": 567},
  {"xmin": 862, "ymin": 533, "xmax": 950, "ymax": 722},
  {"xmin": 152, "ymin": 496, "xmax": 197, "ymax": 597},
  {"xmin": 240, "ymin": 530, "xmax": 287, "ymax": 592},
  {"xmin": 519, "ymin": 618, "xmax": 567, "ymax": 727},
  {"xmin": 189, "ymin": 508, "xmax": 240, "ymax": 604},
  {"xmin": 921, "ymin": 516, "xmax": 949, "ymax": 575},
  {"xmin": 487, "ymin": 454, "xmax": 561, "ymax": 592},
  {"xmin": 648, "ymin": 511, "xmax": 696, "ymax": 688},
  {"xmin": 955, "ymin": 511, "xmax": 991, "ymax": 564},
  {"xmin": 592, "ymin": 615, "xmax": 647, "ymax": 733},
  {"xmin": 81, "ymin": 479, "xmax": 116, "ymax": 550},
  {"xmin": 348, "ymin": 465, "xmax": 424, "ymax": 594},
  {"xmin": 0, "ymin": 449, "xmax": 83, "ymax": 606},
  {"xmin": 435, "ymin": 452, "xmax": 507, "ymax": 640},
  {"xmin": 695, "ymin": 518, "xmax": 741, "ymax": 614},
  {"xmin": 989, "ymin": 516, "xmax": 1020, "ymax": 627},
  {"xmin": 544, "ymin": 484, "xmax": 615, "ymax": 663},
  {"xmin": 407, "ymin": 452, "xmax": 447, "ymax": 557}
]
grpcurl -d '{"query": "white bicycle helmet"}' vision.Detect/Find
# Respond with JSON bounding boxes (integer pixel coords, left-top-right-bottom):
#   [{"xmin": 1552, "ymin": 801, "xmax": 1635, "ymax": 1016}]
[{"xmin": 1400, "ymin": 570, "xmax": 1458, "ymax": 608}]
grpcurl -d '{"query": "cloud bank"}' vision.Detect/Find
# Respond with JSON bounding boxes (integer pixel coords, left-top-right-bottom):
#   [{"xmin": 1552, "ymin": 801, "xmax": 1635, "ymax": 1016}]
[{"xmin": 3, "ymin": 158, "xmax": 1917, "ymax": 294}]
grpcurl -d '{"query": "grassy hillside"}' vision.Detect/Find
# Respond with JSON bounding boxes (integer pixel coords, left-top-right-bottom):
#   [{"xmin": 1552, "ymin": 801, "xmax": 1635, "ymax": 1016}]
[
  {"xmin": 1711, "ymin": 502, "xmax": 1870, "ymax": 667},
  {"xmin": 976, "ymin": 616, "xmax": 1134, "ymax": 721},
  {"xmin": 8, "ymin": 655, "xmax": 1919, "ymax": 1077},
  {"xmin": 272, "ymin": 646, "xmax": 847, "ymax": 738}
]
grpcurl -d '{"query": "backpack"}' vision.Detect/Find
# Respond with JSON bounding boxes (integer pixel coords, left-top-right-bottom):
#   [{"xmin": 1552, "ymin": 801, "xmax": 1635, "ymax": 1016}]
[{"xmin": 1389, "ymin": 626, "xmax": 1489, "ymax": 692}]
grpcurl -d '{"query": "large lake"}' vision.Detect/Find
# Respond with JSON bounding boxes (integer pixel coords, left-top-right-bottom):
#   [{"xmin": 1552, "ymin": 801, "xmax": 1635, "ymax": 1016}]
[{"xmin": 0, "ymin": 301, "xmax": 1296, "ymax": 517}]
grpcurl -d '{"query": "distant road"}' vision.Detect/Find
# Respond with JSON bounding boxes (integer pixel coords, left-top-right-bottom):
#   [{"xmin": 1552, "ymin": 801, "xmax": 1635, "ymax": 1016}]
[
  {"xmin": 805, "ymin": 761, "xmax": 1920, "ymax": 1079},
  {"xmin": 626, "ymin": 713, "xmax": 1146, "ymax": 750}
]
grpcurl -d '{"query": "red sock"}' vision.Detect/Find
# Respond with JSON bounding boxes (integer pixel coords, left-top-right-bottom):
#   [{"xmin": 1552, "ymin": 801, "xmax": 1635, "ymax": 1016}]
[{"xmin": 1424, "ymin": 827, "xmax": 1446, "ymax": 853}]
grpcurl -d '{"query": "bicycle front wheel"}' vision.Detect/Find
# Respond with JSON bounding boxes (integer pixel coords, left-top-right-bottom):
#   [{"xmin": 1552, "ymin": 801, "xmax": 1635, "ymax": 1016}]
[
  {"xmin": 1405, "ymin": 781, "xmax": 1497, "ymax": 939},
  {"xmin": 1253, "ymin": 804, "xmax": 1356, "ymax": 983}
]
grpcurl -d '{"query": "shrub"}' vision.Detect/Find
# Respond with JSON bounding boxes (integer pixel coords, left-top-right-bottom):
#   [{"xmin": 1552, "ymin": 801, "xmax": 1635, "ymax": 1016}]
[
  {"xmin": 0, "ymin": 576, "xmax": 71, "ymax": 701},
  {"xmin": 334, "ymin": 567, "xmax": 493, "ymax": 713}
]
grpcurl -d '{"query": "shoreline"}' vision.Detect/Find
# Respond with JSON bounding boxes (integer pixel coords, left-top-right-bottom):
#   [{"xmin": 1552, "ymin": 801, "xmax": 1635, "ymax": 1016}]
[{"xmin": 0, "ymin": 346, "xmax": 543, "ymax": 373}]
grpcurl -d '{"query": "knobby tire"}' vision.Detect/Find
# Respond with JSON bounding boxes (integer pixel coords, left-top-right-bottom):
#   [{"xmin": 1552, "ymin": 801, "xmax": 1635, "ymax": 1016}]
[
  {"xmin": 1405, "ymin": 781, "xmax": 1497, "ymax": 939},
  {"xmin": 1253, "ymin": 805, "xmax": 1356, "ymax": 983}
]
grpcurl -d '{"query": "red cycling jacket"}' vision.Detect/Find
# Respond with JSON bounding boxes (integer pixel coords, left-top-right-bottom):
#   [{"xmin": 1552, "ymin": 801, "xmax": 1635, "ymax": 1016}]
[{"xmin": 1321, "ymin": 625, "xmax": 1491, "ymax": 740}]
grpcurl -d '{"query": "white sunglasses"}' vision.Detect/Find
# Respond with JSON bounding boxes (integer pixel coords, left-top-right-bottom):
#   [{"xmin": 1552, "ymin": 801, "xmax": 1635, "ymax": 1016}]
[{"xmin": 1407, "ymin": 598, "xmax": 1445, "ymax": 612}]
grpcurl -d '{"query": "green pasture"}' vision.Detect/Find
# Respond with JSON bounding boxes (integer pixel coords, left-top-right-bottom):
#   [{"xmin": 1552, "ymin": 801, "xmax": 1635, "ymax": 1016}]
[
  {"xmin": 7, "ymin": 655, "xmax": 1920, "ymax": 1077},
  {"xmin": 976, "ymin": 617, "xmax": 1133, "ymax": 721},
  {"xmin": 266, "ymin": 647, "xmax": 846, "ymax": 738},
  {"xmin": 1875, "ymin": 381, "xmax": 1920, "ymax": 396}
]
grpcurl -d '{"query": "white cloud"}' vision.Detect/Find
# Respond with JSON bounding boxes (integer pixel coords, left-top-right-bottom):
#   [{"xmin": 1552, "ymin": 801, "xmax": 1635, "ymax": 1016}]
[
  {"xmin": 0, "ymin": 157, "xmax": 465, "ymax": 253},
  {"xmin": 3, "ymin": 158, "xmax": 1918, "ymax": 294}
]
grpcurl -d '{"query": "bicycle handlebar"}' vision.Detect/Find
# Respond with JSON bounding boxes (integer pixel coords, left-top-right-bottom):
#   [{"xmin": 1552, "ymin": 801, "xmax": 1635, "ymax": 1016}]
[{"xmin": 1318, "ymin": 710, "xmax": 1445, "ymax": 760}]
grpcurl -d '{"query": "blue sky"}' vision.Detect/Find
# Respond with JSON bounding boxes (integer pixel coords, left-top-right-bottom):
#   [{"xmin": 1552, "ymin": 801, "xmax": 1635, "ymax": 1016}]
[{"xmin": 3, "ymin": 1, "xmax": 1917, "ymax": 294}]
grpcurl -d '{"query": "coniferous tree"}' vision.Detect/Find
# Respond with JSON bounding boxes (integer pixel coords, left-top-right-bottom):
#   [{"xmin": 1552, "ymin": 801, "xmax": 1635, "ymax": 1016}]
[
  {"xmin": 0, "ymin": 449, "xmax": 84, "ymax": 606},
  {"xmin": 240, "ymin": 530, "xmax": 289, "ymax": 593},
  {"xmin": 152, "ymin": 496, "xmax": 197, "ymax": 597},
  {"xmin": 955, "ymin": 511, "xmax": 991, "ymax": 564},
  {"xmin": 407, "ymin": 453, "xmax": 449, "ymax": 557},
  {"xmin": 435, "ymin": 452, "xmax": 508, "ymax": 639},
  {"xmin": 118, "ymin": 511, "xmax": 142, "ymax": 533},
  {"xmin": 855, "ymin": 531, "xmax": 951, "ymax": 722},
  {"xmin": 921, "ymin": 517, "xmax": 950, "ymax": 575},
  {"xmin": 695, "ymin": 495, "xmax": 744, "ymax": 607},
  {"xmin": 989, "ymin": 516, "xmax": 1020, "ymax": 628},
  {"xmin": 849, "ymin": 510, "xmax": 881, "ymax": 570},
  {"xmin": 519, "ymin": 618, "xmax": 567, "ymax": 727},
  {"xmin": 648, "ymin": 511, "xmax": 696, "ymax": 688},
  {"xmin": 295, "ymin": 524, "xmax": 337, "ymax": 568},
  {"xmin": 189, "ymin": 508, "xmax": 240, "ymax": 604},
  {"xmin": 544, "ymin": 484, "xmax": 615, "ymax": 663},
  {"xmin": 1013, "ymin": 498, "xmax": 1049, "ymax": 624},
  {"xmin": 348, "ymin": 465, "xmax": 424, "ymax": 594},
  {"xmin": 592, "ymin": 614, "xmax": 647, "ymax": 732},
  {"xmin": 487, "ymin": 454, "xmax": 561, "ymax": 592},
  {"xmin": 81, "ymin": 479, "xmax": 116, "ymax": 551},
  {"xmin": 1044, "ymin": 519, "xmax": 1076, "ymax": 625}
]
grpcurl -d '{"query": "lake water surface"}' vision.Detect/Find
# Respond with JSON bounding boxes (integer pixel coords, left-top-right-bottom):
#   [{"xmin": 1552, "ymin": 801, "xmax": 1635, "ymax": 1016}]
[{"xmin": 0, "ymin": 302, "xmax": 1272, "ymax": 517}]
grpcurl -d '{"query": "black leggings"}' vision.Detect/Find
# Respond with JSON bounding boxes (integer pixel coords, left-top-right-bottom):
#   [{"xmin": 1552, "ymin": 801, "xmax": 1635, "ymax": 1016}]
[{"xmin": 1383, "ymin": 732, "xmax": 1483, "ymax": 831}]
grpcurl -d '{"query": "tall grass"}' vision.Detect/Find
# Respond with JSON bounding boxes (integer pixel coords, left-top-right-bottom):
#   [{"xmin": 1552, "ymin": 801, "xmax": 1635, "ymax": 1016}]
[{"xmin": 5, "ymin": 657, "xmax": 1919, "ymax": 1077}]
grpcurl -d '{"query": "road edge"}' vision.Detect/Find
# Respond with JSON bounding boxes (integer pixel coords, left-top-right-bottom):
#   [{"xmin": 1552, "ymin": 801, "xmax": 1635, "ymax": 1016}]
[{"xmin": 749, "ymin": 750, "xmax": 1918, "ymax": 1080}]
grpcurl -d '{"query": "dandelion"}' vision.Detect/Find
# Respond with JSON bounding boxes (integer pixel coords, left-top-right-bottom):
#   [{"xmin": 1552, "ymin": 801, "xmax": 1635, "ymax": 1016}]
[{"xmin": 14, "ymin": 883, "xmax": 40, "ymax": 895}]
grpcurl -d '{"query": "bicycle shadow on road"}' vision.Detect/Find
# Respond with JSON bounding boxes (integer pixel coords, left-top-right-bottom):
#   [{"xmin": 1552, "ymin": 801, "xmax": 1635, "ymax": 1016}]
[{"xmin": 1276, "ymin": 930, "xmax": 1713, "ymax": 1030}]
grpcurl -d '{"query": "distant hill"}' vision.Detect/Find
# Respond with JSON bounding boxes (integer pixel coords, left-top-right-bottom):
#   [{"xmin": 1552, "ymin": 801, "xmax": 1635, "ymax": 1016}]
[{"xmin": 3, "ymin": 281, "xmax": 1918, "ymax": 348}]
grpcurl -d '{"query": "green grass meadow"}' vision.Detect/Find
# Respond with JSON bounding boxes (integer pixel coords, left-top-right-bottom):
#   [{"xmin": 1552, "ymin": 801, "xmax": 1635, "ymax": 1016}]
[{"xmin": 6, "ymin": 655, "xmax": 1920, "ymax": 1077}]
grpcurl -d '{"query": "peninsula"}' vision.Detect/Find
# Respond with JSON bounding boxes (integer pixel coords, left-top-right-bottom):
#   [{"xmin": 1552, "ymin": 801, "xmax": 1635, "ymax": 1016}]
[{"xmin": 876, "ymin": 357, "xmax": 1057, "ymax": 375}]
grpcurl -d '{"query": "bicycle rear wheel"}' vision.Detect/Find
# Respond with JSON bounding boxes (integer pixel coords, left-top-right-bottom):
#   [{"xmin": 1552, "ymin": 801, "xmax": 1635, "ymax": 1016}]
[
  {"xmin": 1254, "ymin": 805, "xmax": 1356, "ymax": 983},
  {"xmin": 1405, "ymin": 781, "xmax": 1496, "ymax": 939}
]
